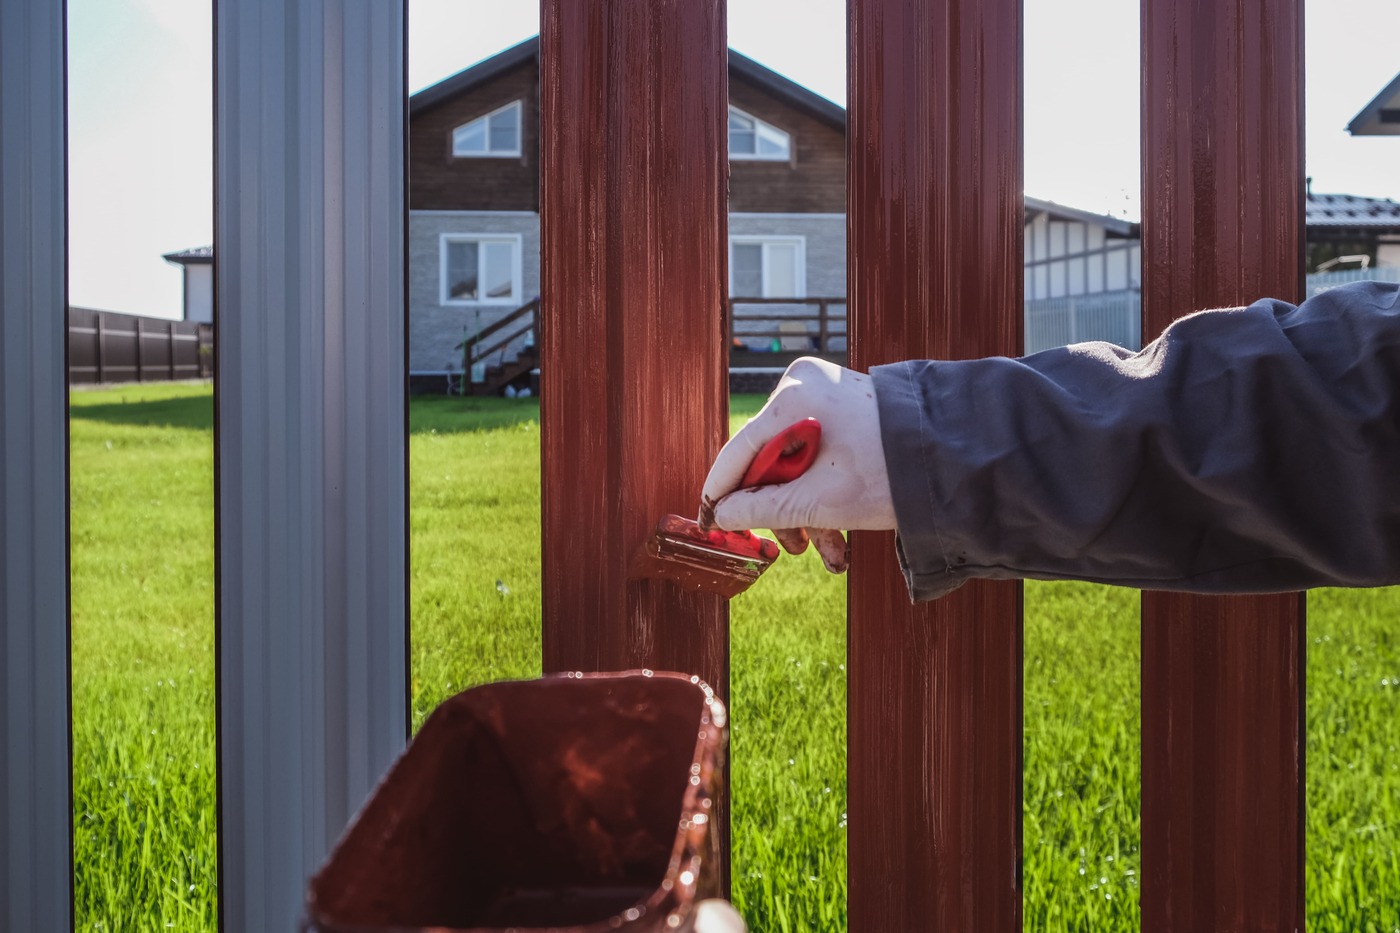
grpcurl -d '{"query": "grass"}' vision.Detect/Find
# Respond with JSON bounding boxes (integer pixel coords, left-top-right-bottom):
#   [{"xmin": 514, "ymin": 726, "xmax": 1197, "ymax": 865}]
[
  {"xmin": 69, "ymin": 384, "xmax": 1400, "ymax": 931},
  {"xmin": 69, "ymin": 383, "xmax": 219, "ymax": 931}
]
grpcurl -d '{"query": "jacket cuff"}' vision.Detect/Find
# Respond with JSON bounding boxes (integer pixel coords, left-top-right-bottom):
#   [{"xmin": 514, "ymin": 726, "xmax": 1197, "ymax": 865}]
[{"xmin": 871, "ymin": 362, "xmax": 967, "ymax": 602}]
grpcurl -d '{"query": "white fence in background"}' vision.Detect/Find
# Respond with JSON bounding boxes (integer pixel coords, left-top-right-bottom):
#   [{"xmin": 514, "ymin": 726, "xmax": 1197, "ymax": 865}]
[
  {"xmin": 1024, "ymin": 290, "xmax": 1142, "ymax": 354},
  {"xmin": 1025, "ymin": 268, "xmax": 1400, "ymax": 354},
  {"xmin": 1306, "ymin": 267, "xmax": 1400, "ymax": 294}
]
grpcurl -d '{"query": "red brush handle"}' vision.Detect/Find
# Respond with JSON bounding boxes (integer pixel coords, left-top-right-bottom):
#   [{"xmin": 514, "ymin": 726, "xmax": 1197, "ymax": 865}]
[{"xmin": 740, "ymin": 418, "xmax": 822, "ymax": 488}]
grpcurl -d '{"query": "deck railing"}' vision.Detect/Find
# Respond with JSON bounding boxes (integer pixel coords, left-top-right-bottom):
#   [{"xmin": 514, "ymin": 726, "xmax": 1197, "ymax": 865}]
[
  {"xmin": 726, "ymin": 296, "xmax": 848, "ymax": 357},
  {"xmin": 1024, "ymin": 289, "xmax": 1143, "ymax": 353},
  {"xmin": 458, "ymin": 297, "xmax": 540, "ymax": 374}
]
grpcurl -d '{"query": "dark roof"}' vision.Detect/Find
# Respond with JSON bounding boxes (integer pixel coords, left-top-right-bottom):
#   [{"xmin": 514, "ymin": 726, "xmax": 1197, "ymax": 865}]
[
  {"xmin": 1306, "ymin": 192, "xmax": 1400, "ymax": 229},
  {"xmin": 1024, "ymin": 195, "xmax": 1138, "ymax": 237},
  {"xmin": 409, "ymin": 37, "xmax": 539, "ymax": 117},
  {"xmin": 408, "ymin": 36, "xmax": 846, "ymax": 132},
  {"xmin": 162, "ymin": 245, "xmax": 213, "ymax": 265},
  {"xmin": 728, "ymin": 49, "xmax": 845, "ymax": 132},
  {"xmin": 1347, "ymin": 70, "xmax": 1400, "ymax": 136}
]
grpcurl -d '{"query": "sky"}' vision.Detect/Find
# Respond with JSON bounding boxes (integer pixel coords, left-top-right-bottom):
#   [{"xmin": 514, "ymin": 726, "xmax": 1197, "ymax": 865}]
[{"xmin": 68, "ymin": 0, "xmax": 1400, "ymax": 319}]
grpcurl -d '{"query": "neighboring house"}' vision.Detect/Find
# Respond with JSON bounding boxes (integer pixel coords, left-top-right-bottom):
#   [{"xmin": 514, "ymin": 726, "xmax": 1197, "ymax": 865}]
[
  {"xmin": 1022, "ymin": 197, "xmax": 1143, "ymax": 352},
  {"xmin": 1348, "ymin": 70, "xmax": 1400, "ymax": 137},
  {"xmin": 167, "ymin": 48, "xmax": 1400, "ymax": 385},
  {"xmin": 1305, "ymin": 188, "xmax": 1400, "ymax": 272},
  {"xmin": 407, "ymin": 37, "xmax": 848, "ymax": 391},
  {"xmin": 161, "ymin": 245, "xmax": 214, "ymax": 323},
  {"xmin": 1021, "ymin": 189, "xmax": 1400, "ymax": 352}
]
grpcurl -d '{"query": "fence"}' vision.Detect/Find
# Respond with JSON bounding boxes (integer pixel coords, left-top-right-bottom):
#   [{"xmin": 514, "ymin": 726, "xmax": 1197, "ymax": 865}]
[
  {"xmin": 1306, "ymin": 266, "xmax": 1400, "ymax": 294},
  {"xmin": 1026, "ymin": 267, "xmax": 1400, "ymax": 355},
  {"xmin": 67, "ymin": 307, "xmax": 214, "ymax": 384},
  {"xmin": 1, "ymin": 0, "xmax": 1322, "ymax": 931},
  {"xmin": 1024, "ymin": 290, "xmax": 1142, "ymax": 353},
  {"xmin": 728, "ymin": 296, "xmax": 847, "ymax": 370}
]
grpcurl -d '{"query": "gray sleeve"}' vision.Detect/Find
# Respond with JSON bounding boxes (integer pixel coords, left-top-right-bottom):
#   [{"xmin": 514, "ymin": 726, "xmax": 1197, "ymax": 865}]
[{"xmin": 870, "ymin": 281, "xmax": 1400, "ymax": 602}]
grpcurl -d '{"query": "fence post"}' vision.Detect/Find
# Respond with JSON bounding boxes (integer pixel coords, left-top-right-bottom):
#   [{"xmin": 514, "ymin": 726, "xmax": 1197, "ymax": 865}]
[
  {"xmin": 136, "ymin": 316, "xmax": 145, "ymax": 382},
  {"xmin": 214, "ymin": 3, "xmax": 407, "ymax": 929},
  {"xmin": 1140, "ymin": 1, "xmax": 1306, "ymax": 928},
  {"xmin": 0, "ymin": 1, "xmax": 72, "ymax": 929},
  {"xmin": 847, "ymin": 0, "xmax": 1024, "ymax": 929},
  {"xmin": 539, "ymin": 0, "xmax": 731, "ymax": 884}
]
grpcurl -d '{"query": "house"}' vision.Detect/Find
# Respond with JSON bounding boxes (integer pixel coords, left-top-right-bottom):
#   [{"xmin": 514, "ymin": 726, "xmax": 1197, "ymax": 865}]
[
  {"xmin": 1020, "ymin": 188, "xmax": 1400, "ymax": 352},
  {"xmin": 161, "ymin": 245, "xmax": 214, "ymax": 323},
  {"xmin": 407, "ymin": 37, "xmax": 849, "ymax": 392},
  {"xmin": 1304, "ymin": 188, "xmax": 1400, "ymax": 272},
  {"xmin": 168, "ymin": 46, "xmax": 1400, "ymax": 385},
  {"xmin": 1348, "ymin": 70, "xmax": 1400, "ymax": 136},
  {"xmin": 1022, "ymin": 197, "xmax": 1143, "ymax": 352}
]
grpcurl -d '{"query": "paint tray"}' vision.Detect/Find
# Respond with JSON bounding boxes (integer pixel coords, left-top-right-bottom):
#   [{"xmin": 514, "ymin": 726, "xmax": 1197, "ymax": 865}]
[{"xmin": 304, "ymin": 671, "xmax": 726, "ymax": 933}]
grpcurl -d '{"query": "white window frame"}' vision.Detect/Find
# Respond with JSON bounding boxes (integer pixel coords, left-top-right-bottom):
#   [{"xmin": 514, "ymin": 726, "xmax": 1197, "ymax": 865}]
[
  {"xmin": 451, "ymin": 100, "xmax": 523, "ymax": 158},
  {"xmin": 729, "ymin": 235, "xmax": 807, "ymax": 298},
  {"xmin": 439, "ymin": 232, "xmax": 524, "ymax": 306},
  {"xmin": 728, "ymin": 106, "xmax": 792, "ymax": 161}
]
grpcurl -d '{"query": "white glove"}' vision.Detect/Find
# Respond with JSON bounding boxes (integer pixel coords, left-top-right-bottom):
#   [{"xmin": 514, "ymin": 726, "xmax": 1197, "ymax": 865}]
[
  {"xmin": 692, "ymin": 899, "xmax": 747, "ymax": 932},
  {"xmin": 699, "ymin": 357, "xmax": 897, "ymax": 573}
]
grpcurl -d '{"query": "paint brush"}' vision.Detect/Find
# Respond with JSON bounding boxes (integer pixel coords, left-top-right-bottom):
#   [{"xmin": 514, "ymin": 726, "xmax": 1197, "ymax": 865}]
[{"xmin": 630, "ymin": 418, "xmax": 822, "ymax": 598}]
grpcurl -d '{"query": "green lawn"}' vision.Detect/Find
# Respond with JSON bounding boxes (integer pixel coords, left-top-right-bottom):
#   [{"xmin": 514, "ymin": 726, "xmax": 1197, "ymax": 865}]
[{"xmin": 70, "ymin": 383, "xmax": 1400, "ymax": 931}]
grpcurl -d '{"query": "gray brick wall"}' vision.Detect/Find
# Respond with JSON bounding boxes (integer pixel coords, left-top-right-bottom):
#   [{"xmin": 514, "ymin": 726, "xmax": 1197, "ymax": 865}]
[
  {"xmin": 728, "ymin": 213, "xmax": 847, "ymax": 351},
  {"xmin": 409, "ymin": 210, "xmax": 540, "ymax": 373},
  {"xmin": 408, "ymin": 210, "xmax": 848, "ymax": 374}
]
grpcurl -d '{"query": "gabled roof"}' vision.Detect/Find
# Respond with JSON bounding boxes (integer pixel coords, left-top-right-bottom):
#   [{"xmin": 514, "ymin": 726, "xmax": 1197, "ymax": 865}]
[
  {"xmin": 728, "ymin": 49, "xmax": 845, "ymax": 132},
  {"xmin": 1023, "ymin": 195, "xmax": 1138, "ymax": 237},
  {"xmin": 408, "ymin": 36, "xmax": 846, "ymax": 133},
  {"xmin": 1306, "ymin": 192, "xmax": 1400, "ymax": 230},
  {"xmin": 409, "ymin": 37, "xmax": 540, "ymax": 118},
  {"xmin": 1347, "ymin": 70, "xmax": 1400, "ymax": 136},
  {"xmin": 162, "ymin": 245, "xmax": 213, "ymax": 265}
]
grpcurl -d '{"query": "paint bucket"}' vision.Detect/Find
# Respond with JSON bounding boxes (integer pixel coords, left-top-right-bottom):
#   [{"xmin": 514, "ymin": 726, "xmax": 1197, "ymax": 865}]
[{"xmin": 304, "ymin": 671, "xmax": 727, "ymax": 932}]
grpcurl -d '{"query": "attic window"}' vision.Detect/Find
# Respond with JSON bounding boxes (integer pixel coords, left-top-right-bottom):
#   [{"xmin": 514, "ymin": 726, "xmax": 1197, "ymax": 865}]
[
  {"xmin": 452, "ymin": 101, "xmax": 522, "ymax": 157},
  {"xmin": 729, "ymin": 107, "xmax": 791, "ymax": 161}
]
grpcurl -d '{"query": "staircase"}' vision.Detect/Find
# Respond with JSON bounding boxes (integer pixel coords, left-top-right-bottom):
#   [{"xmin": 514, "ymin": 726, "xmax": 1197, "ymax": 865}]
[{"xmin": 458, "ymin": 298, "xmax": 540, "ymax": 396}]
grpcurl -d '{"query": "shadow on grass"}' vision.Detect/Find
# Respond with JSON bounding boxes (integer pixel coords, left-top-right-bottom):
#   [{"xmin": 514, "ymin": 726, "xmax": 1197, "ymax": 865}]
[
  {"xmin": 409, "ymin": 396, "xmax": 540, "ymax": 435},
  {"xmin": 70, "ymin": 394, "xmax": 214, "ymax": 431},
  {"xmin": 69, "ymin": 391, "xmax": 771, "ymax": 436}
]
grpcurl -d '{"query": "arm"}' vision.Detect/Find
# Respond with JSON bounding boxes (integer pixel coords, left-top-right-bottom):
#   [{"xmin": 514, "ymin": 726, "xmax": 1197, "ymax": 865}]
[{"xmin": 706, "ymin": 281, "xmax": 1400, "ymax": 601}]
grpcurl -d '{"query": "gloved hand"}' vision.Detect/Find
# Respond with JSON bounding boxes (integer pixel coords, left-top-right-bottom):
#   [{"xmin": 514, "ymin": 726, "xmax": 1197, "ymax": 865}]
[
  {"xmin": 699, "ymin": 357, "xmax": 897, "ymax": 573},
  {"xmin": 692, "ymin": 899, "xmax": 747, "ymax": 932}
]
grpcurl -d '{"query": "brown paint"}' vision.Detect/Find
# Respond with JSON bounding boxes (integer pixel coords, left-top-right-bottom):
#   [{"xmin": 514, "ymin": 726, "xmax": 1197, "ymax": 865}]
[
  {"xmin": 1140, "ymin": 1, "xmax": 1306, "ymax": 928},
  {"xmin": 305, "ymin": 672, "xmax": 727, "ymax": 932},
  {"xmin": 539, "ymin": 0, "xmax": 731, "ymax": 888},
  {"xmin": 847, "ymin": 0, "xmax": 1024, "ymax": 929}
]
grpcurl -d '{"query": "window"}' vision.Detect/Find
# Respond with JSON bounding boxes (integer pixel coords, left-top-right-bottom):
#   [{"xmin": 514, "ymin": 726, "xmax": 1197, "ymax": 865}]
[
  {"xmin": 729, "ymin": 236, "xmax": 805, "ymax": 298},
  {"xmin": 440, "ymin": 234, "xmax": 522, "ymax": 305},
  {"xmin": 728, "ymin": 106, "xmax": 791, "ymax": 161},
  {"xmin": 451, "ymin": 101, "xmax": 522, "ymax": 157}
]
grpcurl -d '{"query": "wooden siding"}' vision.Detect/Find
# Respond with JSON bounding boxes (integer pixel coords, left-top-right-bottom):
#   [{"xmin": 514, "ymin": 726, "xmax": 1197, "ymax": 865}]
[
  {"xmin": 411, "ymin": 58, "xmax": 844, "ymax": 215},
  {"xmin": 728, "ymin": 74, "xmax": 845, "ymax": 213},
  {"xmin": 409, "ymin": 62, "xmax": 539, "ymax": 211}
]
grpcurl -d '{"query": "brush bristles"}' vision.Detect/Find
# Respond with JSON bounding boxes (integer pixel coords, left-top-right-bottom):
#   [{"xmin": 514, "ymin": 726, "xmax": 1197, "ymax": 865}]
[{"xmin": 630, "ymin": 516, "xmax": 777, "ymax": 598}]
